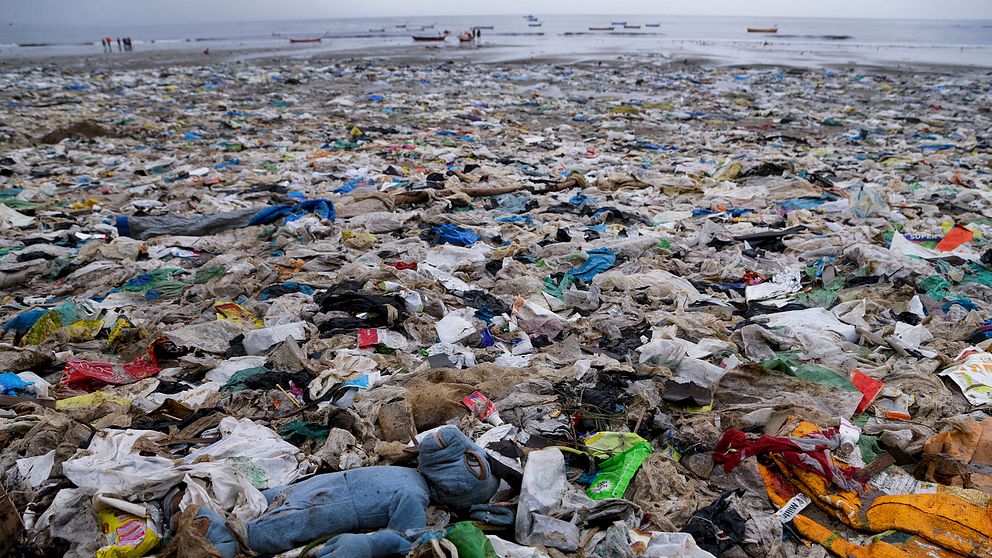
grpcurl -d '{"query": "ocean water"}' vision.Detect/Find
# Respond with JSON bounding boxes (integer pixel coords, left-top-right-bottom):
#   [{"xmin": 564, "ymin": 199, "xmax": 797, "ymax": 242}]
[{"xmin": 2, "ymin": 14, "xmax": 991, "ymax": 67}]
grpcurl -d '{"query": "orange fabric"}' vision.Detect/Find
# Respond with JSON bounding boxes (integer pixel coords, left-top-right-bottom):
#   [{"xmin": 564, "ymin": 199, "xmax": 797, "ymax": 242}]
[{"xmin": 756, "ymin": 418, "xmax": 992, "ymax": 558}]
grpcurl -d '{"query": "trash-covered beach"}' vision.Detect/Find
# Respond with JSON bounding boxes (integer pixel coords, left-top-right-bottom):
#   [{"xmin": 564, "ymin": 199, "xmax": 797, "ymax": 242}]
[{"xmin": 1, "ymin": 52, "xmax": 991, "ymax": 558}]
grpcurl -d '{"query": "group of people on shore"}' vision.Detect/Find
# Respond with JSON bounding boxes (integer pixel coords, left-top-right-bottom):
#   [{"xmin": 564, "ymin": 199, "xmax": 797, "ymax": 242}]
[{"xmin": 101, "ymin": 37, "xmax": 133, "ymax": 52}]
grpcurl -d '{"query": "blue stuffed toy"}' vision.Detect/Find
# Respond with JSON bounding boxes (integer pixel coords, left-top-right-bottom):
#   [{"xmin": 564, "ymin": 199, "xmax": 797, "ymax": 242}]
[{"xmin": 190, "ymin": 426, "xmax": 500, "ymax": 558}]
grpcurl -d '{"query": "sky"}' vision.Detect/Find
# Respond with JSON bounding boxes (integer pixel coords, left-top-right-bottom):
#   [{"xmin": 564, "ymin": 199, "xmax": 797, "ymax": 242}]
[{"xmin": 3, "ymin": 0, "xmax": 991, "ymax": 27}]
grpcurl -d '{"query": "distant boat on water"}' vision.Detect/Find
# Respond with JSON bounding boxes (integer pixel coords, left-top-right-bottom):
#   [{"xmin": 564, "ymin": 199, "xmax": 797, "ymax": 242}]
[
  {"xmin": 747, "ymin": 27, "xmax": 779, "ymax": 33},
  {"xmin": 589, "ymin": 26, "xmax": 614, "ymax": 31},
  {"xmin": 368, "ymin": 28, "xmax": 385, "ymax": 33},
  {"xmin": 645, "ymin": 23, "xmax": 660, "ymax": 27},
  {"xmin": 624, "ymin": 24, "xmax": 641, "ymax": 29},
  {"xmin": 289, "ymin": 37, "xmax": 321, "ymax": 43},
  {"xmin": 528, "ymin": 22, "xmax": 542, "ymax": 27},
  {"xmin": 412, "ymin": 30, "xmax": 450, "ymax": 42},
  {"xmin": 476, "ymin": 25, "xmax": 495, "ymax": 30},
  {"xmin": 395, "ymin": 24, "xmax": 407, "ymax": 29},
  {"xmin": 611, "ymin": 21, "xmax": 627, "ymax": 25}
]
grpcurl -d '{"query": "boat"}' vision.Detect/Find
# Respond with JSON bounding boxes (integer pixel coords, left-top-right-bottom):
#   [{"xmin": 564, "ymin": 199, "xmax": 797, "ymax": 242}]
[
  {"xmin": 611, "ymin": 21, "xmax": 627, "ymax": 25},
  {"xmin": 457, "ymin": 31, "xmax": 473, "ymax": 42},
  {"xmin": 589, "ymin": 27, "xmax": 614, "ymax": 31},
  {"xmin": 747, "ymin": 27, "xmax": 778, "ymax": 33},
  {"xmin": 645, "ymin": 23, "xmax": 660, "ymax": 27},
  {"xmin": 476, "ymin": 25, "xmax": 494, "ymax": 30},
  {"xmin": 624, "ymin": 24, "xmax": 641, "ymax": 29},
  {"xmin": 528, "ymin": 22, "xmax": 542, "ymax": 27},
  {"xmin": 368, "ymin": 28, "xmax": 385, "ymax": 33},
  {"xmin": 395, "ymin": 24, "xmax": 407, "ymax": 29},
  {"xmin": 289, "ymin": 37, "xmax": 321, "ymax": 43},
  {"xmin": 412, "ymin": 31, "xmax": 449, "ymax": 42}
]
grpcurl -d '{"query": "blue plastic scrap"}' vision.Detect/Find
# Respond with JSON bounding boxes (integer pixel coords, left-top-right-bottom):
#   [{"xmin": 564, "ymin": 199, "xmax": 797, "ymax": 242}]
[
  {"xmin": 249, "ymin": 199, "xmax": 335, "ymax": 226},
  {"xmin": 432, "ymin": 224, "xmax": 480, "ymax": 246},
  {"xmin": 0, "ymin": 373, "xmax": 31, "ymax": 395},
  {"xmin": 569, "ymin": 248, "xmax": 617, "ymax": 282}
]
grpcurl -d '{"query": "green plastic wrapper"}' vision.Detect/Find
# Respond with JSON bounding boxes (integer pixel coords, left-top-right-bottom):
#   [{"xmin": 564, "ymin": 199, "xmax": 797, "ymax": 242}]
[
  {"xmin": 445, "ymin": 521, "xmax": 496, "ymax": 558},
  {"xmin": 586, "ymin": 441, "xmax": 653, "ymax": 500}
]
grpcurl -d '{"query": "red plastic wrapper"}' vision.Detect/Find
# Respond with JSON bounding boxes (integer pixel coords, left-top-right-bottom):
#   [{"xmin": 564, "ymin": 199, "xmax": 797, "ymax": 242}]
[
  {"xmin": 386, "ymin": 261, "xmax": 418, "ymax": 270},
  {"xmin": 850, "ymin": 369, "xmax": 884, "ymax": 415},
  {"xmin": 358, "ymin": 328, "xmax": 380, "ymax": 348},
  {"xmin": 462, "ymin": 391, "xmax": 496, "ymax": 421},
  {"xmin": 63, "ymin": 357, "xmax": 161, "ymax": 391}
]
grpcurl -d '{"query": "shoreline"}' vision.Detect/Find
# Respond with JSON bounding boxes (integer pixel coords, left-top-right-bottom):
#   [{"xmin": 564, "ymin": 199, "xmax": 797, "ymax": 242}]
[{"xmin": 3, "ymin": 41, "xmax": 991, "ymax": 75}]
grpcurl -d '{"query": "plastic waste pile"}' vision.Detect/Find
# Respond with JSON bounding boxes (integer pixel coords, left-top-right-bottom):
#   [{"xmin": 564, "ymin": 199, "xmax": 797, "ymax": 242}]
[{"xmin": 1, "ymin": 58, "xmax": 991, "ymax": 558}]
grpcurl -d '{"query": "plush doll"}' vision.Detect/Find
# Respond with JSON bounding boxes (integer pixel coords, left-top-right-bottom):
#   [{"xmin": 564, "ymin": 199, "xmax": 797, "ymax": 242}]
[{"xmin": 190, "ymin": 426, "xmax": 501, "ymax": 558}]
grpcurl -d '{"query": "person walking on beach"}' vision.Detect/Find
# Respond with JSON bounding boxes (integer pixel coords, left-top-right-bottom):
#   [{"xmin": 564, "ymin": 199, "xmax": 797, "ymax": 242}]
[{"xmin": 116, "ymin": 37, "xmax": 122, "ymax": 52}]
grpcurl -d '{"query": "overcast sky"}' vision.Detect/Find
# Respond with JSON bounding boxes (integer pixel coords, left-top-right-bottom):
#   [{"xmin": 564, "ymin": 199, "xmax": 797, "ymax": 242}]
[{"xmin": 4, "ymin": 0, "xmax": 991, "ymax": 27}]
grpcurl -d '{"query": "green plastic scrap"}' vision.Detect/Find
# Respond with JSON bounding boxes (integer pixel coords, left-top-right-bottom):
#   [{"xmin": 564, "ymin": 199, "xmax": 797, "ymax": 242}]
[
  {"xmin": 919, "ymin": 274, "xmax": 950, "ymax": 300},
  {"xmin": 586, "ymin": 441, "xmax": 653, "ymax": 500},
  {"xmin": 963, "ymin": 264, "xmax": 992, "ymax": 286},
  {"xmin": 444, "ymin": 522, "xmax": 497, "ymax": 558},
  {"xmin": 220, "ymin": 366, "xmax": 269, "ymax": 392},
  {"xmin": 761, "ymin": 355, "xmax": 859, "ymax": 392},
  {"xmin": 797, "ymin": 277, "xmax": 845, "ymax": 308},
  {"xmin": 281, "ymin": 420, "xmax": 331, "ymax": 443},
  {"xmin": 543, "ymin": 273, "xmax": 575, "ymax": 299},
  {"xmin": 193, "ymin": 265, "xmax": 226, "ymax": 284}
]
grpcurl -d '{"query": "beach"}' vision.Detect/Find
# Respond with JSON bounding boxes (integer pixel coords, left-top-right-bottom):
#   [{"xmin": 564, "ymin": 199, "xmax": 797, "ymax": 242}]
[{"xmin": 3, "ymin": 13, "xmax": 992, "ymax": 558}]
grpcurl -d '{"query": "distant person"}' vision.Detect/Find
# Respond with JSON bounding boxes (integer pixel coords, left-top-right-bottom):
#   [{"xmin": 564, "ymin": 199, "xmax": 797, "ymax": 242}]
[
  {"xmin": 104, "ymin": 37, "xmax": 112, "ymax": 52},
  {"xmin": 203, "ymin": 48, "xmax": 210, "ymax": 55},
  {"xmin": 116, "ymin": 37, "xmax": 122, "ymax": 52},
  {"xmin": 124, "ymin": 37, "xmax": 132, "ymax": 51}
]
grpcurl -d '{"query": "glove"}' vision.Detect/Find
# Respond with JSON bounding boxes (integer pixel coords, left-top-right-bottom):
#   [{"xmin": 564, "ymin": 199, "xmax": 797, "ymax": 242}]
[{"xmin": 314, "ymin": 531, "xmax": 411, "ymax": 558}]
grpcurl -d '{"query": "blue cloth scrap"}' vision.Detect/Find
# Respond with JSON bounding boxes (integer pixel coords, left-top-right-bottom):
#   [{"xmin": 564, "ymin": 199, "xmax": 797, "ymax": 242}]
[
  {"xmin": 3, "ymin": 308, "xmax": 47, "ymax": 335},
  {"xmin": 249, "ymin": 199, "xmax": 335, "ymax": 226},
  {"xmin": 569, "ymin": 248, "xmax": 617, "ymax": 282},
  {"xmin": 432, "ymin": 224, "xmax": 480, "ymax": 246}
]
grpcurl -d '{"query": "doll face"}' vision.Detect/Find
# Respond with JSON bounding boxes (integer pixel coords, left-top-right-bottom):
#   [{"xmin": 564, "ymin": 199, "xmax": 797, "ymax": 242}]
[{"xmin": 417, "ymin": 427, "xmax": 500, "ymax": 508}]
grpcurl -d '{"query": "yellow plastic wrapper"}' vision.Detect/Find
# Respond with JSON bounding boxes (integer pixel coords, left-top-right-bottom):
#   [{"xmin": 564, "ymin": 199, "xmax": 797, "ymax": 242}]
[
  {"xmin": 342, "ymin": 229, "xmax": 378, "ymax": 249},
  {"xmin": 57, "ymin": 391, "xmax": 132, "ymax": 410},
  {"xmin": 213, "ymin": 301, "xmax": 263, "ymax": 327},
  {"xmin": 583, "ymin": 431, "xmax": 648, "ymax": 459},
  {"xmin": 106, "ymin": 316, "xmax": 141, "ymax": 351},
  {"xmin": 95, "ymin": 508, "xmax": 160, "ymax": 558},
  {"xmin": 65, "ymin": 319, "xmax": 104, "ymax": 342}
]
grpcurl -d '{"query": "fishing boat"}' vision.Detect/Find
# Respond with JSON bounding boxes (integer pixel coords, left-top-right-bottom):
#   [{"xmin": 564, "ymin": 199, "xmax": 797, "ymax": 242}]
[
  {"xmin": 528, "ymin": 22, "xmax": 542, "ymax": 27},
  {"xmin": 588, "ymin": 27, "xmax": 614, "ymax": 31},
  {"xmin": 289, "ymin": 37, "xmax": 321, "ymax": 43},
  {"xmin": 368, "ymin": 28, "xmax": 385, "ymax": 33},
  {"xmin": 412, "ymin": 31, "xmax": 450, "ymax": 42},
  {"xmin": 395, "ymin": 24, "xmax": 407, "ymax": 29},
  {"xmin": 457, "ymin": 31, "xmax": 473, "ymax": 42},
  {"xmin": 645, "ymin": 23, "xmax": 660, "ymax": 27},
  {"xmin": 624, "ymin": 24, "xmax": 641, "ymax": 29},
  {"xmin": 747, "ymin": 27, "xmax": 778, "ymax": 33},
  {"xmin": 611, "ymin": 21, "xmax": 627, "ymax": 25},
  {"xmin": 476, "ymin": 25, "xmax": 494, "ymax": 30}
]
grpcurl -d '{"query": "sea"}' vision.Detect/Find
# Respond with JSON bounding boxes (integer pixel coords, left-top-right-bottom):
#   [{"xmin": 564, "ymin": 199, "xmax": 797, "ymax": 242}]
[{"xmin": 2, "ymin": 14, "xmax": 991, "ymax": 67}]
